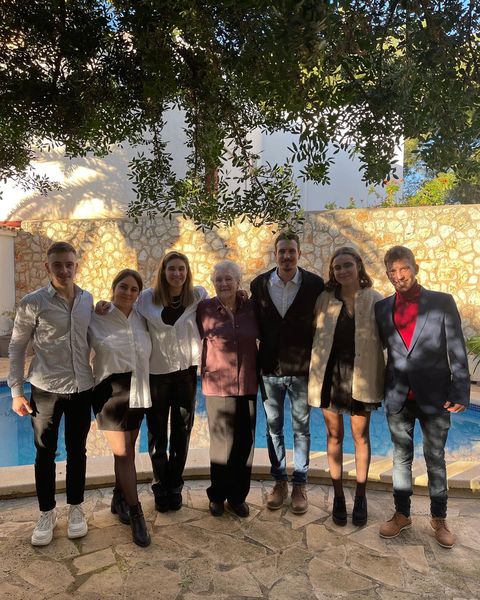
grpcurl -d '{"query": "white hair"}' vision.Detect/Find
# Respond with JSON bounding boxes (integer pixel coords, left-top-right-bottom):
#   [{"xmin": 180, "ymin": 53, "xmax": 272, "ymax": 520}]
[{"xmin": 211, "ymin": 260, "xmax": 242, "ymax": 283}]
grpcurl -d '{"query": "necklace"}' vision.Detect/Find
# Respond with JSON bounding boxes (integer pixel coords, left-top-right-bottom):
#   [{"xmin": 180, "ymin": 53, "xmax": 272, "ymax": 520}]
[
  {"xmin": 340, "ymin": 292, "xmax": 356, "ymax": 318},
  {"xmin": 169, "ymin": 296, "xmax": 182, "ymax": 309}
]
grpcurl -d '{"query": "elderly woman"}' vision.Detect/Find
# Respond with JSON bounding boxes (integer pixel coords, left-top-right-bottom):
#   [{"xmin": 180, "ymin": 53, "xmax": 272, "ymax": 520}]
[
  {"xmin": 308, "ymin": 247, "xmax": 384, "ymax": 527},
  {"xmin": 196, "ymin": 260, "xmax": 259, "ymax": 517},
  {"xmin": 89, "ymin": 269, "xmax": 151, "ymax": 547}
]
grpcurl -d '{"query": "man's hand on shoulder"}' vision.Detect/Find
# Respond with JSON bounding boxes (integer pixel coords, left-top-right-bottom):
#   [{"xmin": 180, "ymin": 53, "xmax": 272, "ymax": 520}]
[
  {"xmin": 444, "ymin": 401, "xmax": 466, "ymax": 413},
  {"xmin": 12, "ymin": 396, "xmax": 33, "ymax": 416},
  {"xmin": 95, "ymin": 300, "xmax": 111, "ymax": 315}
]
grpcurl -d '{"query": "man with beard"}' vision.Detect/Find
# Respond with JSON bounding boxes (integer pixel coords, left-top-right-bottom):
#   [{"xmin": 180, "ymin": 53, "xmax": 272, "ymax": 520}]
[
  {"xmin": 251, "ymin": 231, "xmax": 324, "ymax": 514},
  {"xmin": 375, "ymin": 245, "xmax": 470, "ymax": 548}
]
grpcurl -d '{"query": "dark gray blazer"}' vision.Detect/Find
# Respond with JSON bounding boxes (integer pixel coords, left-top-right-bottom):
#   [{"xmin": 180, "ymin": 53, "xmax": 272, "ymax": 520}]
[{"xmin": 374, "ymin": 288, "xmax": 470, "ymax": 415}]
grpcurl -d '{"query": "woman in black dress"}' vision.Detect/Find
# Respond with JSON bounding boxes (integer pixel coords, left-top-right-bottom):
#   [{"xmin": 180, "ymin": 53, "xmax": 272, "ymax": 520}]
[{"xmin": 308, "ymin": 247, "xmax": 384, "ymax": 526}]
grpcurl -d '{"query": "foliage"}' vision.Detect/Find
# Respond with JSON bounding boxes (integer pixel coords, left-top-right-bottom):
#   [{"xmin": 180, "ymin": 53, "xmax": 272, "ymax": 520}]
[
  {"xmin": 403, "ymin": 138, "xmax": 480, "ymax": 205},
  {"xmin": 0, "ymin": 1, "xmax": 479, "ymax": 228},
  {"xmin": 324, "ymin": 201, "xmax": 338, "ymax": 211},
  {"xmin": 373, "ymin": 178, "xmax": 403, "ymax": 207},
  {"xmin": 466, "ymin": 335, "xmax": 480, "ymax": 371},
  {"xmin": 405, "ymin": 171, "xmax": 456, "ymax": 205}
]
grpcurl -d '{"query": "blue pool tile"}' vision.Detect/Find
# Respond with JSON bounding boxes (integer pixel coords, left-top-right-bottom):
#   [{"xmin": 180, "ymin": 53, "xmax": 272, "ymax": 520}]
[{"xmin": 1, "ymin": 382, "xmax": 479, "ymax": 467}]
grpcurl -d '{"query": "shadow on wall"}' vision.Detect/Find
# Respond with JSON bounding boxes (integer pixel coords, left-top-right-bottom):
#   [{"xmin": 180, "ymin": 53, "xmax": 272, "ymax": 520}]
[
  {"xmin": 307, "ymin": 206, "xmax": 479, "ymax": 338},
  {"xmin": 7, "ymin": 145, "xmax": 140, "ymax": 221},
  {"xmin": 14, "ymin": 221, "xmax": 143, "ymax": 304},
  {"xmin": 15, "ymin": 214, "xmax": 236, "ymax": 304},
  {"xmin": 14, "ymin": 206, "xmax": 480, "ymax": 341}
]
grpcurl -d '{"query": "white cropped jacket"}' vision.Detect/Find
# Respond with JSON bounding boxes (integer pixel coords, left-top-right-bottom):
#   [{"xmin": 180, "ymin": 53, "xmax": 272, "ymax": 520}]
[{"xmin": 308, "ymin": 288, "xmax": 385, "ymax": 407}]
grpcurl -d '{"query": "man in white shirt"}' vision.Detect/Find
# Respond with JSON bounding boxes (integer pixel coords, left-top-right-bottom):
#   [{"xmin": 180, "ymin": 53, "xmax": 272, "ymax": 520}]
[
  {"xmin": 8, "ymin": 241, "xmax": 93, "ymax": 546},
  {"xmin": 250, "ymin": 231, "xmax": 325, "ymax": 513}
]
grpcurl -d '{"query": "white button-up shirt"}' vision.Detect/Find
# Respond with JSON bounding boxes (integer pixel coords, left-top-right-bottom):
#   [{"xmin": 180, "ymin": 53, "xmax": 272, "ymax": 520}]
[
  {"xmin": 8, "ymin": 283, "xmax": 94, "ymax": 397},
  {"xmin": 88, "ymin": 305, "xmax": 152, "ymax": 409},
  {"xmin": 268, "ymin": 268, "xmax": 303, "ymax": 317},
  {"xmin": 136, "ymin": 286, "xmax": 208, "ymax": 374}
]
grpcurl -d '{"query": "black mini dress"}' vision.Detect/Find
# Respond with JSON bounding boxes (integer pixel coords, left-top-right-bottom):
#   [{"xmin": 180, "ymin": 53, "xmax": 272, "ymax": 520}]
[
  {"xmin": 320, "ymin": 301, "xmax": 380, "ymax": 415},
  {"xmin": 93, "ymin": 372, "xmax": 145, "ymax": 431}
]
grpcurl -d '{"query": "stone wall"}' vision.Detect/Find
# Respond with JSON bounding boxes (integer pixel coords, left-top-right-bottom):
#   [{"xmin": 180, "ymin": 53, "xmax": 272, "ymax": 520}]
[{"xmin": 14, "ymin": 204, "xmax": 480, "ymax": 337}]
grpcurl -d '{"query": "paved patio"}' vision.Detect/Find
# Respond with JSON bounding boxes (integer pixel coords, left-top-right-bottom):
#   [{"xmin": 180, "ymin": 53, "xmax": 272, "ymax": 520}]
[{"xmin": 0, "ymin": 481, "xmax": 478, "ymax": 600}]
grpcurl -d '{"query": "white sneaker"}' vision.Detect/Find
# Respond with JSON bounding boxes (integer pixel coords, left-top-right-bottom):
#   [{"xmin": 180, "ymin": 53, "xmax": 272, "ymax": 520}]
[
  {"xmin": 31, "ymin": 508, "xmax": 57, "ymax": 546},
  {"xmin": 67, "ymin": 504, "xmax": 88, "ymax": 539}
]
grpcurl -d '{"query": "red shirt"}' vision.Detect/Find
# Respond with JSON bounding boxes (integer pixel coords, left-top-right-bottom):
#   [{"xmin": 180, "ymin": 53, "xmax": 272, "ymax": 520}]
[{"xmin": 393, "ymin": 281, "xmax": 422, "ymax": 399}]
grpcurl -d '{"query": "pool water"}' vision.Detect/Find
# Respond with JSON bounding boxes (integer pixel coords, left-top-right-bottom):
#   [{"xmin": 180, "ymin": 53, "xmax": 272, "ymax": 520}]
[{"xmin": 1, "ymin": 382, "xmax": 479, "ymax": 467}]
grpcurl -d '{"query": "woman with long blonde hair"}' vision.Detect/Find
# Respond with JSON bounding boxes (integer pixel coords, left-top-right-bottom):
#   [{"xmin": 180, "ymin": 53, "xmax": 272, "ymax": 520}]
[{"xmin": 137, "ymin": 251, "xmax": 207, "ymax": 512}]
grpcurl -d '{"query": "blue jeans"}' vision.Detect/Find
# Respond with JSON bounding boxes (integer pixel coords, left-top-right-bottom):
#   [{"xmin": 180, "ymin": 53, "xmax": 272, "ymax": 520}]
[
  {"xmin": 262, "ymin": 375, "xmax": 311, "ymax": 484},
  {"xmin": 387, "ymin": 400, "xmax": 451, "ymax": 518}
]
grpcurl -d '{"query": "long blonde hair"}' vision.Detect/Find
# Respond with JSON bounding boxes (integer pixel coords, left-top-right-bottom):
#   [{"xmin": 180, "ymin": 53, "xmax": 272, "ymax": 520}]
[{"xmin": 152, "ymin": 251, "xmax": 195, "ymax": 307}]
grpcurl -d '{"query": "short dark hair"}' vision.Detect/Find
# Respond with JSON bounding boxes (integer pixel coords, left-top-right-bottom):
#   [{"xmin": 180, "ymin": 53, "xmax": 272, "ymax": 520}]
[
  {"xmin": 326, "ymin": 246, "xmax": 373, "ymax": 291},
  {"xmin": 383, "ymin": 245, "xmax": 416, "ymax": 268},
  {"xmin": 274, "ymin": 230, "xmax": 300, "ymax": 250},
  {"xmin": 47, "ymin": 241, "xmax": 77, "ymax": 256},
  {"xmin": 111, "ymin": 269, "xmax": 143, "ymax": 296}
]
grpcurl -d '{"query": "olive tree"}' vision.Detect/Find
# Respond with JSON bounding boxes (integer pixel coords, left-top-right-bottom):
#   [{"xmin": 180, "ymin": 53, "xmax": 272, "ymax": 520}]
[{"xmin": 1, "ymin": 1, "xmax": 479, "ymax": 228}]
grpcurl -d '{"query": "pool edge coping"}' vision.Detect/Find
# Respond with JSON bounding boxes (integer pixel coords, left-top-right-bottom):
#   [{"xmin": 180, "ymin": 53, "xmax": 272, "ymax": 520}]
[{"xmin": 1, "ymin": 447, "xmax": 479, "ymax": 500}]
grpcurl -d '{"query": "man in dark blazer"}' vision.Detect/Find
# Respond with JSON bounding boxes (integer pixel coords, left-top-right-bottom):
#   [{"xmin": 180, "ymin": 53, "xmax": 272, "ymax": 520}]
[
  {"xmin": 375, "ymin": 245, "xmax": 470, "ymax": 548},
  {"xmin": 250, "ymin": 231, "xmax": 324, "ymax": 514}
]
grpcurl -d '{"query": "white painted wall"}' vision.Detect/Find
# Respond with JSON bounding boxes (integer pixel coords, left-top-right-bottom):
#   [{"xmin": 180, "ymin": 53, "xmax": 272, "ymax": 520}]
[
  {"xmin": 0, "ymin": 109, "xmax": 403, "ymax": 220},
  {"xmin": 0, "ymin": 229, "xmax": 16, "ymax": 334},
  {"xmin": 258, "ymin": 129, "xmax": 403, "ymax": 210}
]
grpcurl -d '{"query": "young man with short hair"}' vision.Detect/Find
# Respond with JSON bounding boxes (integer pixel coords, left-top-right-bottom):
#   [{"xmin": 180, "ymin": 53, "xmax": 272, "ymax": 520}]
[
  {"xmin": 375, "ymin": 245, "xmax": 470, "ymax": 548},
  {"xmin": 8, "ymin": 241, "xmax": 94, "ymax": 546},
  {"xmin": 250, "ymin": 231, "xmax": 324, "ymax": 513}
]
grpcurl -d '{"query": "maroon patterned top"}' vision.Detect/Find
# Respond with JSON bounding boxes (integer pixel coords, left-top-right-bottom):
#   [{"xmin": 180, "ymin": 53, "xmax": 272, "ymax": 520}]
[{"xmin": 196, "ymin": 296, "xmax": 259, "ymax": 397}]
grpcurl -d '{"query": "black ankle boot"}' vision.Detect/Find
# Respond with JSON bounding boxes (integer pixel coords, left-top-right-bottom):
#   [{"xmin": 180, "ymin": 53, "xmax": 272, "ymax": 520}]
[
  {"xmin": 154, "ymin": 493, "xmax": 169, "ymax": 513},
  {"xmin": 129, "ymin": 502, "xmax": 151, "ymax": 547},
  {"xmin": 168, "ymin": 492, "xmax": 182, "ymax": 511},
  {"xmin": 111, "ymin": 488, "xmax": 130, "ymax": 525},
  {"xmin": 352, "ymin": 495, "xmax": 368, "ymax": 526},
  {"xmin": 332, "ymin": 496, "xmax": 347, "ymax": 526}
]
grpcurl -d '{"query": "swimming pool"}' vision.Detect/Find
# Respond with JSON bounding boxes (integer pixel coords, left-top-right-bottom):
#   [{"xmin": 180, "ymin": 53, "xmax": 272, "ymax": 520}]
[{"xmin": 1, "ymin": 382, "xmax": 479, "ymax": 467}]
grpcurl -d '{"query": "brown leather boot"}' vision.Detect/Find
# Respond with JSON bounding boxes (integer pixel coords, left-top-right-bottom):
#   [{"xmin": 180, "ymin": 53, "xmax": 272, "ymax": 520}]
[
  {"xmin": 430, "ymin": 517, "xmax": 455, "ymax": 548},
  {"xmin": 266, "ymin": 481, "xmax": 288, "ymax": 510},
  {"xmin": 290, "ymin": 484, "xmax": 308, "ymax": 514},
  {"xmin": 379, "ymin": 512, "xmax": 412, "ymax": 538}
]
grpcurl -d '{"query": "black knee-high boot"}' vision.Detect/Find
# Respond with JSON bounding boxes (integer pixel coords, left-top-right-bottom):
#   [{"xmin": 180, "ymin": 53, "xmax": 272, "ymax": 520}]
[{"xmin": 129, "ymin": 502, "xmax": 151, "ymax": 547}]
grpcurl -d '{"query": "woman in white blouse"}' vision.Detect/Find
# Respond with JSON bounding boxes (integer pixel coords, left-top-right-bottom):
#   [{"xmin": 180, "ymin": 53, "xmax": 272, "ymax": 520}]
[
  {"xmin": 136, "ymin": 251, "xmax": 207, "ymax": 512},
  {"xmin": 89, "ymin": 269, "xmax": 151, "ymax": 547}
]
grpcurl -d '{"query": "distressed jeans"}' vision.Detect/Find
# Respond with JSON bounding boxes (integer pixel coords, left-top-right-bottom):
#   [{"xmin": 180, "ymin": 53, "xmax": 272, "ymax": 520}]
[
  {"xmin": 387, "ymin": 400, "xmax": 451, "ymax": 518},
  {"xmin": 262, "ymin": 375, "xmax": 311, "ymax": 484}
]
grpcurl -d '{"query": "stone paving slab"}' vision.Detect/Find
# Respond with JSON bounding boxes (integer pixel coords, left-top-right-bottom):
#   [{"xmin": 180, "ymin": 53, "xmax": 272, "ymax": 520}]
[{"xmin": 0, "ymin": 482, "xmax": 479, "ymax": 599}]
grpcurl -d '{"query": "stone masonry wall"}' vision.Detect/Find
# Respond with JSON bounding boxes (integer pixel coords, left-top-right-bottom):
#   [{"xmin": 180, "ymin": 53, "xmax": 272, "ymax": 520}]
[{"xmin": 14, "ymin": 204, "xmax": 480, "ymax": 338}]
